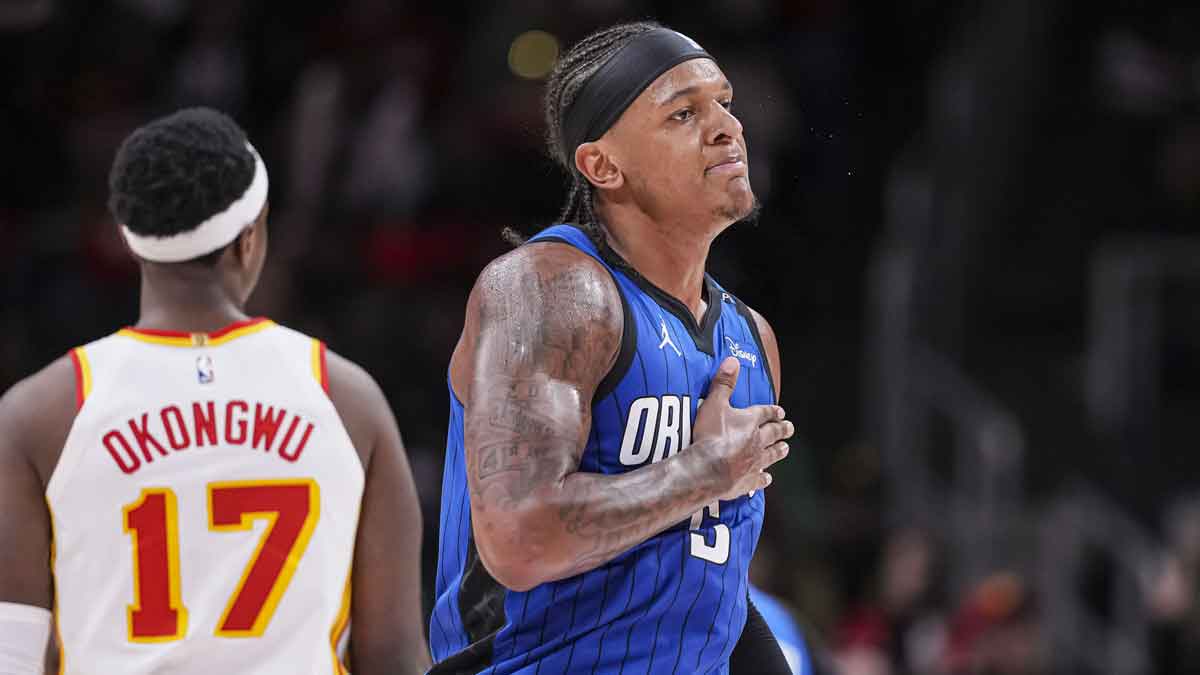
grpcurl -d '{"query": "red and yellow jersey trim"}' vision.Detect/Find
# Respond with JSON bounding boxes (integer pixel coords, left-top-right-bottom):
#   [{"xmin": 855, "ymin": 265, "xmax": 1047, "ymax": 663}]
[
  {"xmin": 46, "ymin": 498, "xmax": 65, "ymax": 675},
  {"xmin": 67, "ymin": 347, "xmax": 92, "ymax": 410},
  {"xmin": 117, "ymin": 317, "xmax": 275, "ymax": 348},
  {"xmin": 329, "ymin": 572, "xmax": 352, "ymax": 674},
  {"xmin": 311, "ymin": 339, "xmax": 329, "ymax": 394}
]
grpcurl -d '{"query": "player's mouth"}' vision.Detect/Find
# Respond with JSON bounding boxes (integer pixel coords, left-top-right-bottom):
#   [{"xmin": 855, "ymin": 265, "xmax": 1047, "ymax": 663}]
[{"xmin": 705, "ymin": 154, "xmax": 747, "ymax": 177}]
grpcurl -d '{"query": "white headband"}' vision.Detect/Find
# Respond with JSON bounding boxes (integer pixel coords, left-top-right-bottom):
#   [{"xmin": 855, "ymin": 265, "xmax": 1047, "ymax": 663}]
[{"xmin": 120, "ymin": 142, "xmax": 269, "ymax": 263}]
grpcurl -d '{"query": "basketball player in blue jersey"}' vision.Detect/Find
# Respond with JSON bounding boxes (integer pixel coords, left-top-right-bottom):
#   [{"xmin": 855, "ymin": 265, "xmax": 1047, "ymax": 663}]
[{"xmin": 430, "ymin": 22, "xmax": 795, "ymax": 674}]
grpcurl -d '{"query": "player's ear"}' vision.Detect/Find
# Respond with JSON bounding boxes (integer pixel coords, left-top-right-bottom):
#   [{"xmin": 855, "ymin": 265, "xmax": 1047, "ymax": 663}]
[
  {"xmin": 232, "ymin": 205, "xmax": 268, "ymax": 267},
  {"xmin": 574, "ymin": 141, "xmax": 624, "ymax": 192},
  {"xmin": 233, "ymin": 226, "xmax": 254, "ymax": 265}
]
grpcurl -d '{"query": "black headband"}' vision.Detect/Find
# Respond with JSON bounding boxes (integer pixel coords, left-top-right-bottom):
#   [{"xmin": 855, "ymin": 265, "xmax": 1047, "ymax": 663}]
[{"xmin": 561, "ymin": 28, "xmax": 712, "ymax": 162}]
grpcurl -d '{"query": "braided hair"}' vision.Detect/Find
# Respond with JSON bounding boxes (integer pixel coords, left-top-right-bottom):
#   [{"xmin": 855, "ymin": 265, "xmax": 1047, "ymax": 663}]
[{"xmin": 504, "ymin": 21, "xmax": 660, "ymax": 247}]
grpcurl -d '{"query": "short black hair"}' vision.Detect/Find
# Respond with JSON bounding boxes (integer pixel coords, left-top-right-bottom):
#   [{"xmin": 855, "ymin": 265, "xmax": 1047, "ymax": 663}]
[
  {"xmin": 108, "ymin": 107, "xmax": 256, "ymax": 264},
  {"xmin": 504, "ymin": 20, "xmax": 659, "ymax": 247}
]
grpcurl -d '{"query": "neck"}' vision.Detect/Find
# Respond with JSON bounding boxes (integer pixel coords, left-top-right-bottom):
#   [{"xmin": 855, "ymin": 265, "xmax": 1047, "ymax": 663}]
[
  {"xmin": 596, "ymin": 199, "xmax": 716, "ymax": 322},
  {"xmin": 135, "ymin": 263, "xmax": 248, "ymax": 333}
]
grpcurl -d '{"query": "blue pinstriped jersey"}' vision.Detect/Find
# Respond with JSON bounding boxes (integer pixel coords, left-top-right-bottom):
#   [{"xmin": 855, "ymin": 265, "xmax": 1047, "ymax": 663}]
[{"xmin": 430, "ymin": 224, "xmax": 777, "ymax": 675}]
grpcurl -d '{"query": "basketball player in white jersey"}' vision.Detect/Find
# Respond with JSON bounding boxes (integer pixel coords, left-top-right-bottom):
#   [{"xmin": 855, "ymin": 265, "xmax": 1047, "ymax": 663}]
[{"xmin": 0, "ymin": 108, "xmax": 431, "ymax": 674}]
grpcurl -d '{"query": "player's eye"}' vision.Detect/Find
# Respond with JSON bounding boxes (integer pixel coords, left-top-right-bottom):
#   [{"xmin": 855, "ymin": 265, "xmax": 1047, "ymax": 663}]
[
  {"xmin": 720, "ymin": 99, "xmax": 734, "ymax": 111},
  {"xmin": 671, "ymin": 107, "xmax": 695, "ymax": 122}
]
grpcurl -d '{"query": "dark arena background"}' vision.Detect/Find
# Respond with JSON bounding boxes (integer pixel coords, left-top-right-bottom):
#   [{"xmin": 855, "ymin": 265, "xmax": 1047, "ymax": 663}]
[{"xmin": 3, "ymin": 1, "xmax": 1199, "ymax": 673}]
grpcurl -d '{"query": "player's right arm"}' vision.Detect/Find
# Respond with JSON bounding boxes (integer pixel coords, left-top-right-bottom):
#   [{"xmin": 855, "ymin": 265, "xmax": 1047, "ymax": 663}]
[
  {"xmin": 324, "ymin": 352, "xmax": 431, "ymax": 675},
  {"xmin": 0, "ymin": 357, "xmax": 77, "ymax": 673},
  {"xmin": 451, "ymin": 243, "xmax": 793, "ymax": 592}
]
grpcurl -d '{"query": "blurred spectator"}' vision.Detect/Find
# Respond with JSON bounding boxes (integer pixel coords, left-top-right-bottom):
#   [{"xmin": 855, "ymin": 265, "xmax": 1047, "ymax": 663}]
[
  {"xmin": 2, "ymin": 3, "xmax": 1200, "ymax": 671},
  {"xmin": 835, "ymin": 528, "xmax": 947, "ymax": 675},
  {"xmin": 943, "ymin": 572, "xmax": 1044, "ymax": 675},
  {"xmin": 1149, "ymin": 496, "xmax": 1200, "ymax": 673}
]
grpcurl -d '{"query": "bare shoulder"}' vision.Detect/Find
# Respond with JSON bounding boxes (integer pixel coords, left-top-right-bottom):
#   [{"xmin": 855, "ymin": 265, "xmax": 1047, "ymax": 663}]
[
  {"xmin": 475, "ymin": 241, "xmax": 621, "ymax": 329},
  {"xmin": 0, "ymin": 355, "xmax": 78, "ymax": 484},
  {"xmin": 451, "ymin": 241, "xmax": 623, "ymax": 400},
  {"xmin": 323, "ymin": 349, "xmax": 395, "ymax": 469},
  {"xmin": 744, "ymin": 305, "xmax": 783, "ymax": 400}
]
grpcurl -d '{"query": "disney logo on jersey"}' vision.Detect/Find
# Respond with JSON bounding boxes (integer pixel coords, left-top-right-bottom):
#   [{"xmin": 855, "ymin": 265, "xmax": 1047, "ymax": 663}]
[
  {"xmin": 619, "ymin": 394, "xmax": 695, "ymax": 467},
  {"xmin": 724, "ymin": 336, "xmax": 758, "ymax": 368}
]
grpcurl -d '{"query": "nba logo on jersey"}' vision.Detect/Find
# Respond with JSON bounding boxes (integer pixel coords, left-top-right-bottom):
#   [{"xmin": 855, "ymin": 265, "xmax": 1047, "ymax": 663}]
[
  {"xmin": 431, "ymin": 224, "xmax": 779, "ymax": 674},
  {"xmin": 52, "ymin": 320, "xmax": 363, "ymax": 673},
  {"xmin": 196, "ymin": 355, "xmax": 214, "ymax": 384}
]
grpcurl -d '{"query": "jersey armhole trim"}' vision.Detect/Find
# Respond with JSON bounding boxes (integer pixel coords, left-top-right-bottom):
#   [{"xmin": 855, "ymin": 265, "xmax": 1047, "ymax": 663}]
[
  {"xmin": 45, "ymin": 498, "xmax": 65, "ymax": 675},
  {"xmin": 525, "ymin": 236, "xmax": 637, "ymax": 402},
  {"xmin": 311, "ymin": 339, "xmax": 330, "ymax": 395},
  {"xmin": 734, "ymin": 298, "xmax": 778, "ymax": 404},
  {"xmin": 68, "ymin": 347, "xmax": 92, "ymax": 411},
  {"xmin": 594, "ymin": 278, "xmax": 636, "ymax": 402},
  {"xmin": 329, "ymin": 569, "xmax": 352, "ymax": 674}
]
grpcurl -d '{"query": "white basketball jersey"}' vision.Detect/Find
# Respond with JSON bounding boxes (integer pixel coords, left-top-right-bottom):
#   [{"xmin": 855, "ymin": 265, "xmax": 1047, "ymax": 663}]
[{"xmin": 47, "ymin": 318, "xmax": 364, "ymax": 675}]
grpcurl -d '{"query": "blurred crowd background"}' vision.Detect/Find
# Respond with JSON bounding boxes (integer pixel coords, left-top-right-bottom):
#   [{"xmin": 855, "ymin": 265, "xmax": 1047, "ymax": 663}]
[{"xmin": 3, "ymin": 1, "xmax": 1199, "ymax": 673}]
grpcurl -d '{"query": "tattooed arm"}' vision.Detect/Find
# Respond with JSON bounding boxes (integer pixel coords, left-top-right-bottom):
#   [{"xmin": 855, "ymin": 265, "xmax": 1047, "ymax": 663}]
[{"xmin": 449, "ymin": 243, "xmax": 793, "ymax": 592}]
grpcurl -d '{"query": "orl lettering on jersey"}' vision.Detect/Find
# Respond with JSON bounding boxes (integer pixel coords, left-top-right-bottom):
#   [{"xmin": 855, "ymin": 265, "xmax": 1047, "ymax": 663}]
[
  {"xmin": 619, "ymin": 395, "xmax": 696, "ymax": 466},
  {"xmin": 101, "ymin": 400, "xmax": 316, "ymax": 475},
  {"xmin": 432, "ymin": 225, "xmax": 778, "ymax": 675}
]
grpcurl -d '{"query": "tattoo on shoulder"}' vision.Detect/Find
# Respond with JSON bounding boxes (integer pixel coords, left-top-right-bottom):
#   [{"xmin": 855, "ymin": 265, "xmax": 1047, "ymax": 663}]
[
  {"xmin": 477, "ymin": 255, "xmax": 620, "ymax": 386},
  {"xmin": 465, "ymin": 253, "xmax": 620, "ymax": 515}
]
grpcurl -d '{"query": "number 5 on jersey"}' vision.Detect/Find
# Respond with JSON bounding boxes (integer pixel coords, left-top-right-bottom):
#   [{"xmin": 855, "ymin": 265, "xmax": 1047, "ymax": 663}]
[
  {"xmin": 122, "ymin": 480, "xmax": 320, "ymax": 641},
  {"xmin": 689, "ymin": 500, "xmax": 730, "ymax": 564}
]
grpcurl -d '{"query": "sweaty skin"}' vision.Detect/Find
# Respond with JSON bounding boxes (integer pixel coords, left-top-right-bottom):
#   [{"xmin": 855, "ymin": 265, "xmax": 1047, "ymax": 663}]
[
  {"xmin": 449, "ymin": 242, "xmax": 790, "ymax": 592},
  {"xmin": 579, "ymin": 58, "xmax": 754, "ymax": 320},
  {"xmin": 449, "ymin": 52, "xmax": 791, "ymax": 594}
]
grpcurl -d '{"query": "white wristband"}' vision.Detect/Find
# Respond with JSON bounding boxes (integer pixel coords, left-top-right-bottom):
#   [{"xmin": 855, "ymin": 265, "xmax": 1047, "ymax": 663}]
[{"xmin": 0, "ymin": 602, "xmax": 52, "ymax": 675}]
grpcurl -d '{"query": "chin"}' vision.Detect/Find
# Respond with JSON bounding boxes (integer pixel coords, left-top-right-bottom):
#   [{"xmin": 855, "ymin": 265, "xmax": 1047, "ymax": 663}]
[{"xmin": 717, "ymin": 187, "xmax": 759, "ymax": 224}]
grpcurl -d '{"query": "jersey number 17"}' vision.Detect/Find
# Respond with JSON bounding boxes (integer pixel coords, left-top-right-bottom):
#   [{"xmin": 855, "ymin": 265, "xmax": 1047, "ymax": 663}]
[{"xmin": 120, "ymin": 479, "xmax": 319, "ymax": 641}]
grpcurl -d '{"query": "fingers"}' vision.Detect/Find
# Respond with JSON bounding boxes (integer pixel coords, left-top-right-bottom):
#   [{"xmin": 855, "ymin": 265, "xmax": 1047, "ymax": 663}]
[
  {"xmin": 753, "ymin": 404, "xmax": 786, "ymax": 426},
  {"xmin": 758, "ymin": 419, "xmax": 794, "ymax": 446},
  {"xmin": 760, "ymin": 441, "xmax": 789, "ymax": 470},
  {"xmin": 748, "ymin": 471, "xmax": 774, "ymax": 497},
  {"xmin": 705, "ymin": 357, "xmax": 741, "ymax": 405}
]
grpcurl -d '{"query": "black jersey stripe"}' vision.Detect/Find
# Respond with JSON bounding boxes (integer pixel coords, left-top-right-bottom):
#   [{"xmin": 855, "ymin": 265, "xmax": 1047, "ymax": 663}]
[
  {"xmin": 526, "ymin": 235, "xmax": 638, "ymax": 403},
  {"xmin": 610, "ymin": 539, "xmax": 660, "ymax": 675},
  {"xmin": 527, "ymin": 587, "xmax": 556, "ymax": 671},
  {"xmin": 583, "ymin": 564, "xmax": 617, "ymax": 674},
  {"xmin": 734, "ymin": 297, "xmax": 776, "ymax": 403},
  {"xmin": 616, "ymin": 557, "xmax": 648, "ymax": 675},
  {"xmin": 434, "ymin": 409, "xmax": 456, "ymax": 599},
  {"xmin": 671, "ymin": 543, "xmax": 711, "ymax": 674},
  {"xmin": 644, "ymin": 537, "xmax": 690, "ymax": 672},
  {"xmin": 547, "ymin": 573, "xmax": 586, "ymax": 673},
  {"xmin": 736, "ymin": 315, "xmax": 758, "ymax": 408},
  {"xmin": 694, "ymin": 536, "xmax": 734, "ymax": 670},
  {"xmin": 714, "ymin": 515, "xmax": 754, "ymax": 663}
]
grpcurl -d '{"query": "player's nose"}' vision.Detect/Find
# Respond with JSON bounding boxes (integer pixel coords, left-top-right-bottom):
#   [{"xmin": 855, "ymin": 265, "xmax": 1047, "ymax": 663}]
[{"xmin": 706, "ymin": 103, "xmax": 743, "ymax": 146}]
